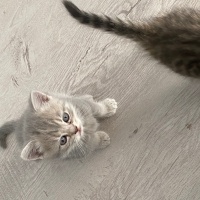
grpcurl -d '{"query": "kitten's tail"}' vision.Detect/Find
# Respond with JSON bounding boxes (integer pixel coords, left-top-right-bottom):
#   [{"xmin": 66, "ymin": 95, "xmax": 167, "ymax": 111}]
[
  {"xmin": 0, "ymin": 120, "xmax": 15, "ymax": 149},
  {"xmin": 63, "ymin": 1, "xmax": 147, "ymax": 41}
]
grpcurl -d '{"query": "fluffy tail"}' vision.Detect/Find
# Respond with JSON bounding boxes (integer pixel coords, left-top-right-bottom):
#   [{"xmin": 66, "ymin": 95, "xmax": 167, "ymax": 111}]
[
  {"xmin": 63, "ymin": 1, "xmax": 146, "ymax": 40},
  {"xmin": 0, "ymin": 120, "xmax": 15, "ymax": 148}
]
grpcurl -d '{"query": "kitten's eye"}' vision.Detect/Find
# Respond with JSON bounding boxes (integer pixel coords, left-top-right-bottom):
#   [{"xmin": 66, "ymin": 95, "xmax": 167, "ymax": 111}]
[
  {"xmin": 60, "ymin": 135, "xmax": 67, "ymax": 145},
  {"xmin": 63, "ymin": 112, "xmax": 70, "ymax": 123}
]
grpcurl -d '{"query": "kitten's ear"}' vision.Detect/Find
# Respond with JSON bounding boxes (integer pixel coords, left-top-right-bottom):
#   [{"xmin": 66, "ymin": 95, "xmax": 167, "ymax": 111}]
[
  {"xmin": 21, "ymin": 140, "xmax": 44, "ymax": 161},
  {"xmin": 31, "ymin": 91, "xmax": 51, "ymax": 111}
]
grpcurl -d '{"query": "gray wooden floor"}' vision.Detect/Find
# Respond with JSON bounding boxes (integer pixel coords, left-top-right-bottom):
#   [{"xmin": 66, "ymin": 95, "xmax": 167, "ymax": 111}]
[{"xmin": 1, "ymin": 0, "xmax": 200, "ymax": 199}]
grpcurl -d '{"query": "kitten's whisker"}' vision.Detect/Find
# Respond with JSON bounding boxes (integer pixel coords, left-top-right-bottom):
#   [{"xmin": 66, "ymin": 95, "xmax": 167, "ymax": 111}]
[{"xmin": 76, "ymin": 141, "xmax": 86, "ymax": 157}]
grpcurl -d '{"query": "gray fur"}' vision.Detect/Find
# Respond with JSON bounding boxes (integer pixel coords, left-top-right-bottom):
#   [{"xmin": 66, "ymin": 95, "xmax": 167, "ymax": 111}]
[
  {"xmin": 0, "ymin": 91, "xmax": 117, "ymax": 161},
  {"xmin": 63, "ymin": 1, "xmax": 200, "ymax": 77}
]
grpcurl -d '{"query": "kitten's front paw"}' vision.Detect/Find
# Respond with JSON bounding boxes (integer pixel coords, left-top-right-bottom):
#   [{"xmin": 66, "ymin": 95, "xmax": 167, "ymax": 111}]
[
  {"xmin": 102, "ymin": 98, "xmax": 117, "ymax": 117},
  {"xmin": 98, "ymin": 131, "xmax": 110, "ymax": 149}
]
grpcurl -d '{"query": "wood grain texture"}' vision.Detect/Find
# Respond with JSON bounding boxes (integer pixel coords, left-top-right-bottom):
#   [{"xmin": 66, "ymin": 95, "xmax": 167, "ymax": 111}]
[{"xmin": 1, "ymin": 0, "xmax": 200, "ymax": 199}]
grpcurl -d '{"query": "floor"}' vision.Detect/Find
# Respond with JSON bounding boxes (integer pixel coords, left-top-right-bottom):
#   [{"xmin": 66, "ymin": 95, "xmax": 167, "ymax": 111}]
[{"xmin": 1, "ymin": 0, "xmax": 200, "ymax": 199}]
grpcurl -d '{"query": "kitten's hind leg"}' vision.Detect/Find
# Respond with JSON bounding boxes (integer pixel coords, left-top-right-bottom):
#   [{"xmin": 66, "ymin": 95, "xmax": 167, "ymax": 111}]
[
  {"xmin": 93, "ymin": 98, "xmax": 118, "ymax": 119},
  {"xmin": 94, "ymin": 131, "xmax": 110, "ymax": 150}
]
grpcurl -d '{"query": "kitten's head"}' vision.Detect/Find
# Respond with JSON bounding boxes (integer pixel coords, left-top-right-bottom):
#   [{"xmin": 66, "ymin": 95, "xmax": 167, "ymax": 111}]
[{"xmin": 20, "ymin": 91, "xmax": 98, "ymax": 161}]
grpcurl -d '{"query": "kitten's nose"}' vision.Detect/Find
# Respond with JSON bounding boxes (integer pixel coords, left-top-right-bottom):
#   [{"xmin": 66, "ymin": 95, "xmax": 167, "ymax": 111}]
[
  {"xmin": 75, "ymin": 126, "xmax": 78, "ymax": 133},
  {"xmin": 68, "ymin": 125, "xmax": 80, "ymax": 135},
  {"xmin": 74, "ymin": 126, "xmax": 81, "ymax": 134}
]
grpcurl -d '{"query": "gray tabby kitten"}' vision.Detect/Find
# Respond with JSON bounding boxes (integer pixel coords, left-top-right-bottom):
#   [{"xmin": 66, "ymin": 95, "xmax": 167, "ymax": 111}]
[
  {"xmin": 63, "ymin": 1, "xmax": 200, "ymax": 77},
  {"xmin": 0, "ymin": 91, "xmax": 117, "ymax": 161}
]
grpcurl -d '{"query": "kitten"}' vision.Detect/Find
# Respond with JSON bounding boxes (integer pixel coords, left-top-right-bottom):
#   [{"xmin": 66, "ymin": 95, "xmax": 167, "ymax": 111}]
[
  {"xmin": 63, "ymin": 1, "xmax": 200, "ymax": 78},
  {"xmin": 0, "ymin": 91, "xmax": 117, "ymax": 161}
]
